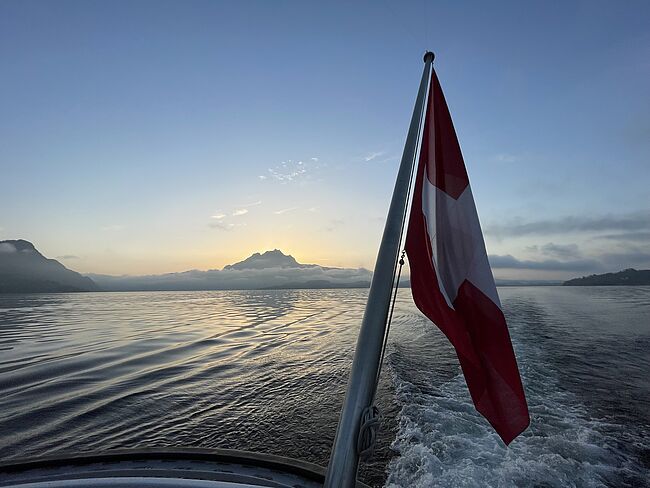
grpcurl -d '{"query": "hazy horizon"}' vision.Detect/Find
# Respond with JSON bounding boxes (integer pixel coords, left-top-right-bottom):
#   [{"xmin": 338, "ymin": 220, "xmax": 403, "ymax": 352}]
[
  {"xmin": 2, "ymin": 1, "xmax": 649, "ymax": 280},
  {"xmin": 1, "ymin": 238, "xmax": 640, "ymax": 285}
]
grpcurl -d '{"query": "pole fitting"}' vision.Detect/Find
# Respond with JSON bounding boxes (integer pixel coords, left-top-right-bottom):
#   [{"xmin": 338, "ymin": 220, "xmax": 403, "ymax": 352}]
[{"xmin": 423, "ymin": 51, "xmax": 435, "ymax": 63}]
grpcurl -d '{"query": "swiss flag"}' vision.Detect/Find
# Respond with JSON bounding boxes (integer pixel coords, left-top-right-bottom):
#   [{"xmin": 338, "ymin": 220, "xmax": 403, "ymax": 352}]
[{"xmin": 405, "ymin": 68, "xmax": 530, "ymax": 444}]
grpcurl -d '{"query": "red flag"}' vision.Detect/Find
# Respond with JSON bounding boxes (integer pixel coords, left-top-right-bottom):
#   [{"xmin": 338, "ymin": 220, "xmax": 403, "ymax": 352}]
[{"xmin": 405, "ymin": 68, "xmax": 530, "ymax": 444}]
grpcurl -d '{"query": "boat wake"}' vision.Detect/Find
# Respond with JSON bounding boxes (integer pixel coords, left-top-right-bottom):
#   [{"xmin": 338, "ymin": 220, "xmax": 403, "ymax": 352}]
[
  {"xmin": 385, "ymin": 289, "xmax": 650, "ymax": 488},
  {"xmin": 386, "ymin": 373, "xmax": 647, "ymax": 487}
]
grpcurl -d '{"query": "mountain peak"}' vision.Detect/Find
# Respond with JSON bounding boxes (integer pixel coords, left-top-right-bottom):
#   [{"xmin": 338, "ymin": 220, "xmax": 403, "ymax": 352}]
[
  {"xmin": 224, "ymin": 249, "xmax": 304, "ymax": 270},
  {"xmin": 0, "ymin": 239, "xmax": 98, "ymax": 293}
]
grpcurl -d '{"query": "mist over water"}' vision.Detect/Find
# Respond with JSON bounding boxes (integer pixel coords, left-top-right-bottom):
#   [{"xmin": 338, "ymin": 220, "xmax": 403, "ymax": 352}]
[{"xmin": 0, "ymin": 287, "xmax": 648, "ymax": 487}]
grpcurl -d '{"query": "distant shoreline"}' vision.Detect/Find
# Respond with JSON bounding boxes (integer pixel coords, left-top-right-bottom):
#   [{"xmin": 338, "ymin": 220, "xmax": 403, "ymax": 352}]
[
  {"xmin": 4, "ymin": 239, "xmax": 648, "ymax": 294},
  {"xmin": 6, "ymin": 284, "xmax": 650, "ymax": 296},
  {"xmin": 0, "ymin": 283, "xmax": 591, "ymax": 296},
  {"xmin": 562, "ymin": 269, "xmax": 650, "ymax": 286}
]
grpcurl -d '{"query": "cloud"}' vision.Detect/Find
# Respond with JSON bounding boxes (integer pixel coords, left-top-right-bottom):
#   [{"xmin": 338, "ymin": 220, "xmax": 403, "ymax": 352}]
[
  {"xmin": 273, "ymin": 207, "xmax": 298, "ymax": 215},
  {"xmin": 57, "ymin": 254, "xmax": 80, "ymax": 260},
  {"xmin": 264, "ymin": 158, "xmax": 323, "ymax": 183},
  {"xmin": 324, "ymin": 219, "xmax": 344, "ymax": 232},
  {"xmin": 598, "ymin": 231, "xmax": 650, "ymax": 242},
  {"xmin": 211, "ymin": 213, "xmax": 226, "ymax": 220},
  {"xmin": 268, "ymin": 165, "xmax": 307, "ymax": 182},
  {"xmin": 490, "ymin": 238, "xmax": 650, "ymax": 273},
  {"xmin": 357, "ymin": 151, "xmax": 398, "ymax": 164},
  {"xmin": 489, "ymin": 254, "xmax": 601, "ymax": 271},
  {"xmin": 235, "ymin": 200, "xmax": 262, "ymax": 208},
  {"xmin": 526, "ymin": 242, "xmax": 582, "ymax": 260},
  {"xmin": 101, "ymin": 224, "xmax": 124, "ymax": 232},
  {"xmin": 0, "ymin": 242, "xmax": 17, "ymax": 253},
  {"xmin": 488, "ymin": 214, "xmax": 650, "ymax": 273},
  {"xmin": 209, "ymin": 222, "xmax": 247, "ymax": 231},
  {"xmin": 493, "ymin": 153, "xmax": 518, "ymax": 163},
  {"xmin": 258, "ymin": 175, "xmax": 267, "ymax": 180},
  {"xmin": 364, "ymin": 151, "xmax": 385, "ymax": 162},
  {"xmin": 600, "ymin": 249, "xmax": 650, "ymax": 269},
  {"xmin": 232, "ymin": 209, "xmax": 249, "ymax": 216},
  {"xmin": 88, "ymin": 259, "xmax": 373, "ymax": 291},
  {"xmin": 486, "ymin": 211, "xmax": 650, "ymax": 238}
]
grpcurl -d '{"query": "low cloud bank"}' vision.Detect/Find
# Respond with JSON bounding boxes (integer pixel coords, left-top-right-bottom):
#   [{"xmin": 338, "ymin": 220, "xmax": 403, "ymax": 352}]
[
  {"xmin": 489, "ymin": 254, "xmax": 601, "ymax": 272},
  {"xmin": 0, "ymin": 242, "xmax": 17, "ymax": 253},
  {"xmin": 485, "ymin": 212, "xmax": 650, "ymax": 275},
  {"xmin": 486, "ymin": 211, "xmax": 650, "ymax": 238},
  {"xmin": 88, "ymin": 265, "xmax": 373, "ymax": 291},
  {"xmin": 489, "ymin": 247, "xmax": 650, "ymax": 273}
]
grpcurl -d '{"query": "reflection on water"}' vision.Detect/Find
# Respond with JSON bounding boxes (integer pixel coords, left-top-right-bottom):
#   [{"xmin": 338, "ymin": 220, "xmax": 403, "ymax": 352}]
[
  {"xmin": 0, "ymin": 287, "xmax": 649, "ymax": 487},
  {"xmin": 0, "ymin": 290, "xmax": 395, "ymax": 485}
]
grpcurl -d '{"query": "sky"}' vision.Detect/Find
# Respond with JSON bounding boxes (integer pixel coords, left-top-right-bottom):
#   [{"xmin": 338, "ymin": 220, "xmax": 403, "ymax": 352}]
[{"xmin": 1, "ymin": 0, "xmax": 649, "ymax": 279}]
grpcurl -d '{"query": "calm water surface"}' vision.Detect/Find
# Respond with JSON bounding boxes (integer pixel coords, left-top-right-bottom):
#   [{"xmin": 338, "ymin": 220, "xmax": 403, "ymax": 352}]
[{"xmin": 0, "ymin": 287, "xmax": 649, "ymax": 487}]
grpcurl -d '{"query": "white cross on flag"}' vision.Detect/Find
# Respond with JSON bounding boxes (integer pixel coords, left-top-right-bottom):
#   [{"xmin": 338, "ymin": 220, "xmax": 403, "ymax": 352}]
[{"xmin": 406, "ymin": 68, "xmax": 530, "ymax": 444}]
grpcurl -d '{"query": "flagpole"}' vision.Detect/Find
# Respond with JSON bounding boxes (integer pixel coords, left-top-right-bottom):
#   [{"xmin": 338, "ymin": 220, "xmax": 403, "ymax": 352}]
[{"xmin": 323, "ymin": 51, "xmax": 434, "ymax": 488}]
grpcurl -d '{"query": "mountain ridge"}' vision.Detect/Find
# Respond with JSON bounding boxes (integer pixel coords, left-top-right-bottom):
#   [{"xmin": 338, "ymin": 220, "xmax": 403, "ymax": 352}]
[
  {"xmin": 2, "ymin": 241, "xmax": 567, "ymax": 293},
  {"xmin": 0, "ymin": 239, "xmax": 98, "ymax": 293},
  {"xmin": 563, "ymin": 268, "xmax": 650, "ymax": 286}
]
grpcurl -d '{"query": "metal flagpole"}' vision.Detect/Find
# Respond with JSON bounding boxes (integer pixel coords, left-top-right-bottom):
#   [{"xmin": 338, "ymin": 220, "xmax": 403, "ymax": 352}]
[{"xmin": 323, "ymin": 51, "xmax": 434, "ymax": 488}]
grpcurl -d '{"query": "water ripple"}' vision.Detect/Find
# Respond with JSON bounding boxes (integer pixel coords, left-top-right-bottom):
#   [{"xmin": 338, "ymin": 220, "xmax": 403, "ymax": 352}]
[{"xmin": 0, "ymin": 287, "xmax": 649, "ymax": 488}]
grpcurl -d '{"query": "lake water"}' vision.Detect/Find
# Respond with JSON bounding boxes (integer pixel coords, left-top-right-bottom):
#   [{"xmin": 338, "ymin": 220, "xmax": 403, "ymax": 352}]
[{"xmin": 0, "ymin": 287, "xmax": 649, "ymax": 487}]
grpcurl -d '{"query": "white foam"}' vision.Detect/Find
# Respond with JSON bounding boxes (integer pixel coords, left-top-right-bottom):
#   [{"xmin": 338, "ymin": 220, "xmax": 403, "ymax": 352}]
[{"xmin": 385, "ymin": 335, "xmax": 650, "ymax": 487}]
